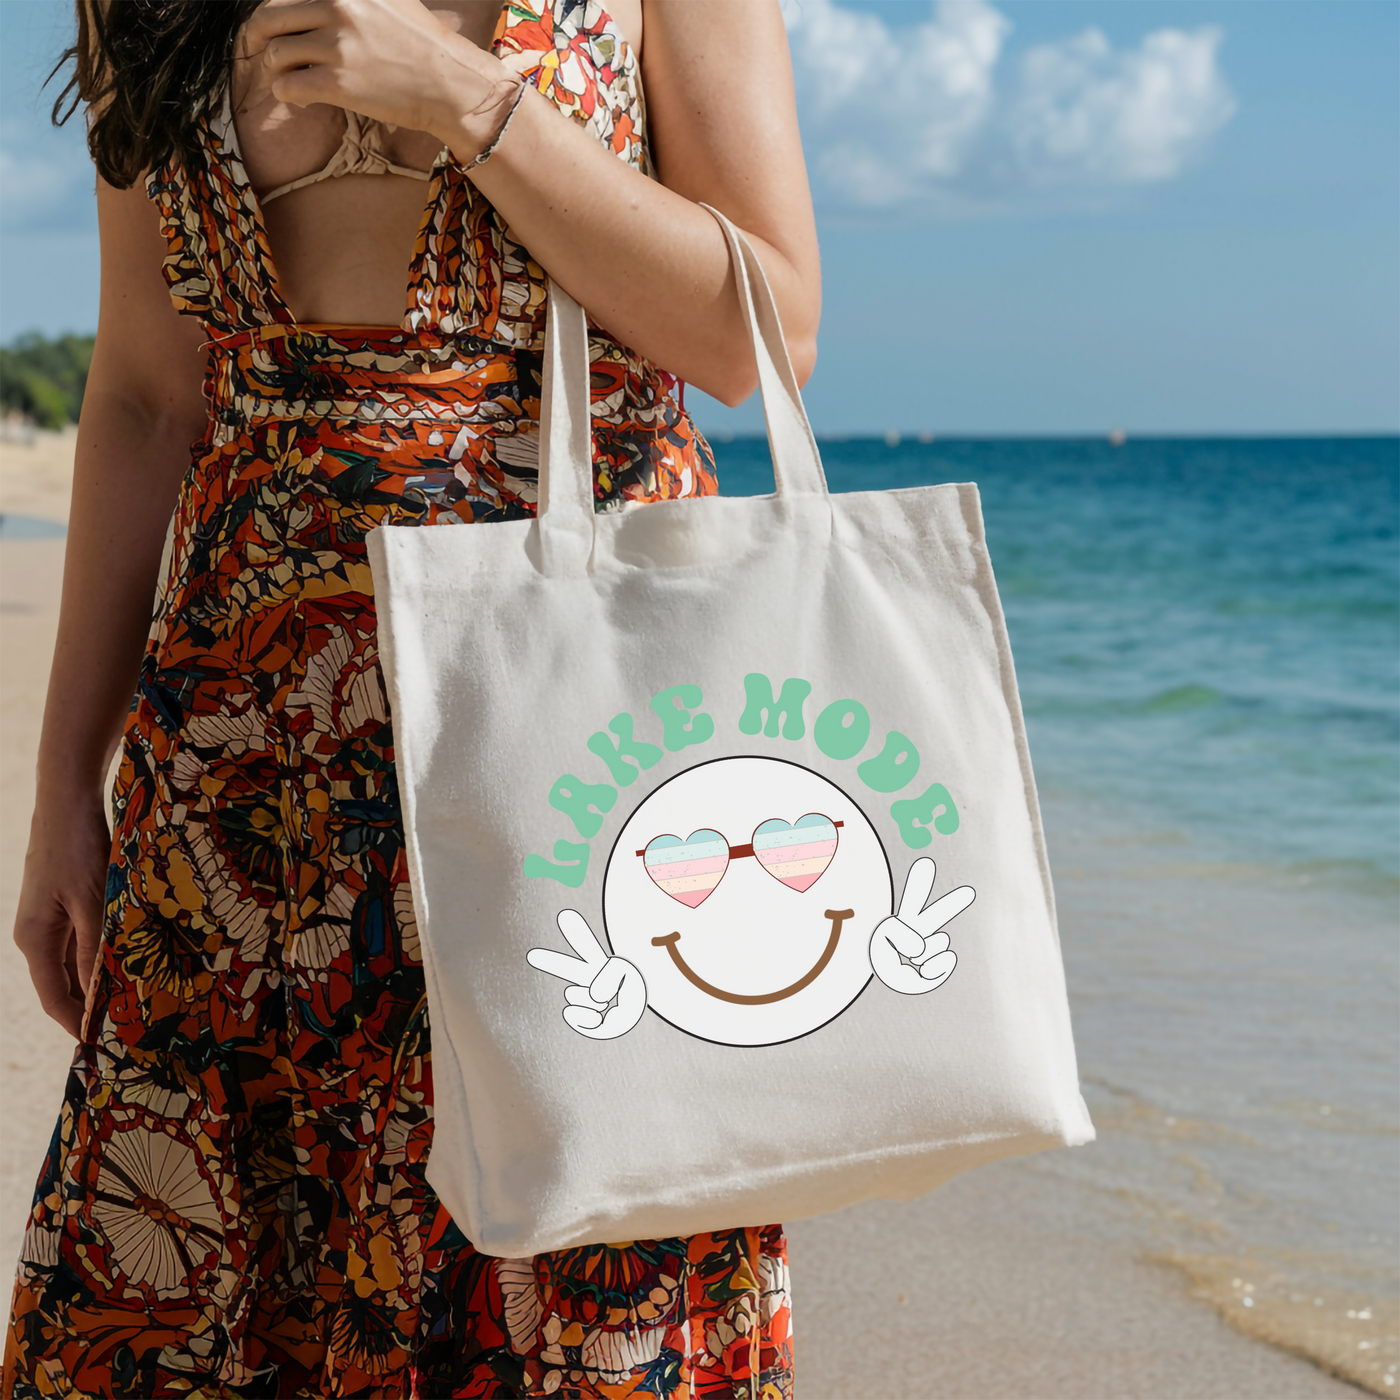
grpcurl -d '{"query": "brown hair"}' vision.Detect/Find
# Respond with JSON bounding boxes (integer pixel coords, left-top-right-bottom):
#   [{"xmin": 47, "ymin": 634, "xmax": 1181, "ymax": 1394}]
[{"xmin": 50, "ymin": 0, "xmax": 259, "ymax": 188}]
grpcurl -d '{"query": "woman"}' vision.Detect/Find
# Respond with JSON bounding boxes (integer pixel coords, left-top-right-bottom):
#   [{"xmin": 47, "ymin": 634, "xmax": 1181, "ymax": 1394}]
[{"xmin": 4, "ymin": 0, "xmax": 820, "ymax": 1394}]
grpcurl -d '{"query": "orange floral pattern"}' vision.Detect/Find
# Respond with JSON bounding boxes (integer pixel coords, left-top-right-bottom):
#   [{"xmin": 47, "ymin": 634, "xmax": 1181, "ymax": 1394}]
[{"xmin": 4, "ymin": 2, "xmax": 794, "ymax": 1396}]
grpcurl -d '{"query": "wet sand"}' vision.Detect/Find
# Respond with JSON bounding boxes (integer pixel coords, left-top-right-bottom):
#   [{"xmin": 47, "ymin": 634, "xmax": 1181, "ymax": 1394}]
[{"xmin": 0, "ymin": 431, "xmax": 1367, "ymax": 1396}]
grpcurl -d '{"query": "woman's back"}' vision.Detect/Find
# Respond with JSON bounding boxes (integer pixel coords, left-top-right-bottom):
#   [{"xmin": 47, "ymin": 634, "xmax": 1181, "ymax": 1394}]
[{"xmin": 228, "ymin": 0, "xmax": 644, "ymax": 326}]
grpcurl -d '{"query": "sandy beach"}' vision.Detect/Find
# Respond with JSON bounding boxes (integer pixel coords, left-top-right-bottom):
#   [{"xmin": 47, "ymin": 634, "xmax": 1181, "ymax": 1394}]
[{"xmin": 0, "ymin": 430, "xmax": 1381, "ymax": 1397}]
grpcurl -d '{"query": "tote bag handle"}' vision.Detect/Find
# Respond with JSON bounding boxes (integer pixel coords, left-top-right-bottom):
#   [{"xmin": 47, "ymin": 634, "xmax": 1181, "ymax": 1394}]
[{"xmin": 536, "ymin": 205, "xmax": 828, "ymax": 567}]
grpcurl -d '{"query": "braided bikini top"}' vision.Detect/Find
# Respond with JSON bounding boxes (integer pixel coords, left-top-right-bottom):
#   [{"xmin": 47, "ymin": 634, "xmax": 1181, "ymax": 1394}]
[{"xmin": 256, "ymin": 109, "xmax": 435, "ymax": 204}]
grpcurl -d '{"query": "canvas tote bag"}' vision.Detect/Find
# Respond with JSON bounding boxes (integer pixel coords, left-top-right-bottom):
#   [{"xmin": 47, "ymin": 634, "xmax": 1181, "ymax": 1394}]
[{"xmin": 366, "ymin": 206, "xmax": 1094, "ymax": 1257}]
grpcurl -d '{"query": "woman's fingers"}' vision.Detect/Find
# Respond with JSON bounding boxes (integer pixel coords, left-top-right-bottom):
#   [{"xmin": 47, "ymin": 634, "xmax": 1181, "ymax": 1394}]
[
  {"xmin": 262, "ymin": 31, "xmax": 336, "ymax": 73},
  {"xmin": 240, "ymin": 0, "xmax": 333, "ymax": 56},
  {"xmin": 70, "ymin": 888, "xmax": 105, "ymax": 999},
  {"xmin": 14, "ymin": 906, "xmax": 83, "ymax": 1039},
  {"xmin": 271, "ymin": 66, "xmax": 346, "ymax": 111},
  {"xmin": 260, "ymin": 30, "xmax": 344, "ymax": 108},
  {"xmin": 13, "ymin": 793, "xmax": 111, "ymax": 1040}
]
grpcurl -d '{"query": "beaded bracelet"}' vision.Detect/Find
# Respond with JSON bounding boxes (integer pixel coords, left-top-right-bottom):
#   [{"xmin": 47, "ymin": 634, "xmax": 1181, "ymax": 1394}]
[{"xmin": 464, "ymin": 79, "xmax": 529, "ymax": 169}]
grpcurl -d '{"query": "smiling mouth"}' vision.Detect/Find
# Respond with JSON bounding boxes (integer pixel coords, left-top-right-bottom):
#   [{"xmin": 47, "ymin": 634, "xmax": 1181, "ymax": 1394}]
[{"xmin": 650, "ymin": 909, "xmax": 855, "ymax": 1005}]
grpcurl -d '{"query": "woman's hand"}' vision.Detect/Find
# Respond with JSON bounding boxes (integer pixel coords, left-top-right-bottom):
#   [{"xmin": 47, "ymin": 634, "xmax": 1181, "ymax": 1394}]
[
  {"xmin": 13, "ymin": 793, "xmax": 112, "ymax": 1039},
  {"xmin": 238, "ymin": 0, "xmax": 519, "ymax": 149}
]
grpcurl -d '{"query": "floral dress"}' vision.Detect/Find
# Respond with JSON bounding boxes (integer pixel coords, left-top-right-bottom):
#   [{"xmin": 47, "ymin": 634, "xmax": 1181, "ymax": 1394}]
[{"xmin": 3, "ymin": 3, "xmax": 795, "ymax": 1396}]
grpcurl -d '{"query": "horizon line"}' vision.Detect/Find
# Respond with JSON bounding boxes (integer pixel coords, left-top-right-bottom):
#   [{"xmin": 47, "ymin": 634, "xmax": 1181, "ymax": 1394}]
[{"xmin": 699, "ymin": 430, "xmax": 1400, "ymax": 442}]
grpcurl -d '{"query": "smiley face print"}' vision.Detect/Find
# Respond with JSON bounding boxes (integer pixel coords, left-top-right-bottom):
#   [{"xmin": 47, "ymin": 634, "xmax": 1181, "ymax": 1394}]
[
  {"xmin": 527, "ymin": 756, "xmax": 976, "ymax": 1046},
  {"xmin": 602, "ymin": 757, "xmax": 891, "ymax": 1046}
]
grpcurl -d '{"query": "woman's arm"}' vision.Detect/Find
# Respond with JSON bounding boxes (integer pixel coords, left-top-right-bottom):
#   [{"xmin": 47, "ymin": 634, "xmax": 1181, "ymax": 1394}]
[
  {"xmin": 467, "ymin": 0, "xmax": 821, "ymax": 405},
  {"xmin": 13, "ymin": 177, "xmax": 208, "ymax": 1036},
  {"xmin": 244, "ymin": 0, "xmax": 821, "ymax": 405}
]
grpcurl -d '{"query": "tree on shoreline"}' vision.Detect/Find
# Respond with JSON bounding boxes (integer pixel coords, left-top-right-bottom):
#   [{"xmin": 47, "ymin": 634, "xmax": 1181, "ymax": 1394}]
[{"xmin": 0, "ymin": 332, "xmax": 95, "ymax": 429}]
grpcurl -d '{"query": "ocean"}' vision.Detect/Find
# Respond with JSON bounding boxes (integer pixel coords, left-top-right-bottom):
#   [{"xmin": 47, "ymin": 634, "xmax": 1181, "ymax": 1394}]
[{"xmin": 714, "ymin": 434, "xmax": 1400, "ymax": 1390}]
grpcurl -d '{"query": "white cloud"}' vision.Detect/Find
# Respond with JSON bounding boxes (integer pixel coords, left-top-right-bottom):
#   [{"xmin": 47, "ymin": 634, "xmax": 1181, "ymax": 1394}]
[
  {"xmin": 782, "ymin": 0, "xmax": 1237, "ymax": 216},
  {"xmin": 1010, "ymin": 25, "xmax": 1236, "ymax": 184},
  {"xmin": 785, "ymin": 0, "xmax": 1010, "ymax": 207}
]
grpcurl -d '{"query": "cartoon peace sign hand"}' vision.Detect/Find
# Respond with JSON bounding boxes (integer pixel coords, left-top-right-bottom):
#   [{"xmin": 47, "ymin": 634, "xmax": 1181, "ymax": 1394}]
[
  {"xmin": 869, "ymin": 858, "xmax": 975, "ymax": 996},
  {"xmin": 527, "ymin": 910, "xmax": 648, "ymax": 1040}
]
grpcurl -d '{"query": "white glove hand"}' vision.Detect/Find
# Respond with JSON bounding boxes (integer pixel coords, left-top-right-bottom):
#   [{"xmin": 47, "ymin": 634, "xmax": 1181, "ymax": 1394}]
[
  {"xmin": 870, "ymin": 857, "xmax": 974, "ymax": 995},
  {"xmin": 526, "ymin": 909, "xmax": 647, "ymax": 1040}
]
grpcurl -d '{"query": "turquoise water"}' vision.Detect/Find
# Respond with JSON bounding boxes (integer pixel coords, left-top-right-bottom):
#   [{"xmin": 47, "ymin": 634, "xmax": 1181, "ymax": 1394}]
[
  {"xmin": 714, "ymin": 435, "xmax": 1400, "ymax": 1308},
  {"xmin": 716, "ymin": 435, "xmax": 1400, "ymax": 887}
]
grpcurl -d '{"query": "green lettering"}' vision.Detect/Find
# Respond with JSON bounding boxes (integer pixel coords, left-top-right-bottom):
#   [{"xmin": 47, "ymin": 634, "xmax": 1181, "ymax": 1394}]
[
  {"xmin": 814, "ymin": 699, "xmax": 871, "ymax": 760},
  {"xmin": 649, "ymin": 684, "xmax": 715, "ymax": 752},
  {"xmin": 737, "ymin": 673, "xmax": 812, "ymax": 740},
  {"xmin": 548, "ymin": 774, "xmax": 617, "ymax": 838},
  {"xmin": 858, "ymin": 730, "xmax": 921, "ymax": 793},
  {"xmin": 891, "ymin": 783, "xmax": 960, "ymax": 848},
  {"xmin": 587, "ymin": 713, "xmax": 663, "ymax": 786},
  {"xmin": 523, "ymin": 839, "xmax": 591, "ymax": 888}
]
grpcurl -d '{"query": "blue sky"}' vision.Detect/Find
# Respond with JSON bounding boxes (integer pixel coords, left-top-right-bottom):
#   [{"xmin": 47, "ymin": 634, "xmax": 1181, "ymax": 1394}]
[{"xmin": 2, "ymin": 0, "xmax": 1396, "ymax": 433}]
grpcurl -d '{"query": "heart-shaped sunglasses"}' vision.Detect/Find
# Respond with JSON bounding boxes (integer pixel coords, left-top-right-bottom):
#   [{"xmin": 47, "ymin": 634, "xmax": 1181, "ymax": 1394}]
[{"xmin": 638, "ymin": 813, "xmax": 843, "ymax": 908}]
